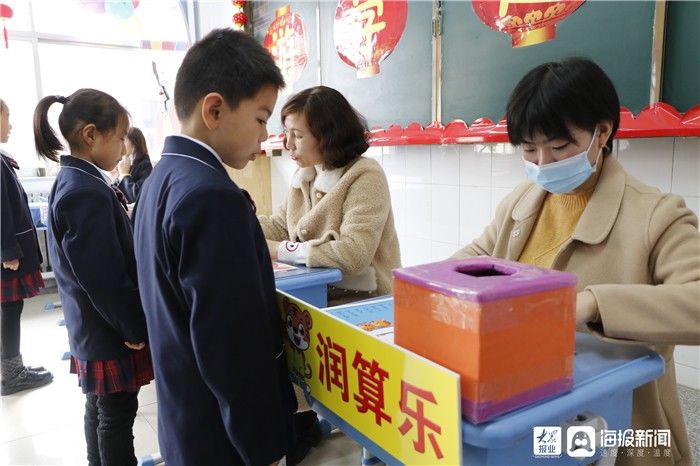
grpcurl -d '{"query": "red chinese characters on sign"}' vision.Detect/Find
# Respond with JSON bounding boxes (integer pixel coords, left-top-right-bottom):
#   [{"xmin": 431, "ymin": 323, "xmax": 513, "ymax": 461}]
[
  {"xmin": 263, "ymin": 5, "xmax": 309, "ymax": 88},
  {"xmin": 472, "ymin": 0, "xmax": 585, "ymax": 48},
  {"xmin": 398, "ymin": 381, "xmax": 444, "ymax": 459},
  {"xmin": 316, "ymin": 332, "xmax": 350, "ymax": 402},
  {"xmin": 334, "ymin": 0, "xmax": 407, "ymax": 78},
  {"xmin": 352, "ymin": 351, "xmax": 392, "ymax": 425}
]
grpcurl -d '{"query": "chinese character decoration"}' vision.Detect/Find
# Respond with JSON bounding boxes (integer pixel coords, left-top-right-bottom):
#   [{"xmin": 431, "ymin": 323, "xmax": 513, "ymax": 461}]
[
  {"xmin": 316, "ymin": 332, "xmax": 350, "ymax": 402},
  {"xmin": 472, "ymin": 0, "xmax": 585, "ymax": 48},
  {"xmin": 263, "ymin": 5, "xmax": 308, "ymax": 90},
  {"xmin": 0, "ymin": 3, "xmax": 12, "ymax": 48},
  {"xmin": 352, "ymin": 351, "xmax": 391, "ymax": 425},
  {"xmin": 334, "ymin": 0, "xmax": 408, "ymax": 78},
  {"xmin": 231, "ymin": 0, "xmax": 247, "ymax": 31},
  {"xmin": 398, "ymin": 381, "xmax": 444, "ymax": 459}
]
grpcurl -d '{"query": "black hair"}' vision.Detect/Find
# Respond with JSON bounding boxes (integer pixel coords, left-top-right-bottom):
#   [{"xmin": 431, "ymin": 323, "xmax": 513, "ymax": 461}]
[
  {"xmin": 33, "ymin": 89, "xmax": 129, "ymax": 163},
  {"xmin": 506, "ymin": 57, "xmax": 620, "ymax": 154},
  {"xmin": 281, "ymin": 86, "xmax": 369, "ymax": 169},
  {"xmin": 127, "ymin": 126, "xmax": 150, "ymax": 164},
  {"xmin": 174, "ymin": 28, "xmax": 285, "ymax": 121}
]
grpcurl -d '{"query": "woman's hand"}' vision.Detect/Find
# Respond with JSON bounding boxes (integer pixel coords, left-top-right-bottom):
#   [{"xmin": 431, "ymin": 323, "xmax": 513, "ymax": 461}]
[
  {"xmin": 575, "ymin": 290, "xmax": 599, "ymax": 325},
  {"xmin": 117, "ymin": 155, "xmax": 132, "ymax": 176},
  {"xmin": 124, "ymin": 341, "xmax": 145, "ymax": 350},
  {"xmin": 2, "ymin": 259, "xmax": 19, "ymax": 270}
]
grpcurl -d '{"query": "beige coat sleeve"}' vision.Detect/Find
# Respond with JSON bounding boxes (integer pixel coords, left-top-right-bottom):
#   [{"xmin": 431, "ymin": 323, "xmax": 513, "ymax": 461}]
[
  {"xmin": 258, "ymin": 198, "xmax": 290, "ymax": 242},
  {"xmin": 307, "ymin": 170, "xmax": 390, "ymax": 273},
  {"xmin": 589, "ymin": 195, "xmax": 700, "ymax": 345}
]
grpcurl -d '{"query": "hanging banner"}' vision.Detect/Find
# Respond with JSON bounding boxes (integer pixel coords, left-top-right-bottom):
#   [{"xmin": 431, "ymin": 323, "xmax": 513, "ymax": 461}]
[
  {"xmin": 472, "ymin": 0, "xmax": 585, "ymax": 48},
  {"xmin": 263, "ymin": 4, "xmax": 309, "ymax": 90},
  {"xmin": 334, "ymin": 0, "xmax": 408, "ymax": 78},
  {"xmin": 278, "ymin": 291, "xmax": 461, "ymax": 465}
]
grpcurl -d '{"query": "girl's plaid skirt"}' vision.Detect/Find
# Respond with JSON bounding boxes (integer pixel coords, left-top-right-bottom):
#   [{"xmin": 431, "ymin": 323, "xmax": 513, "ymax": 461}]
[
  {"xmin": 70, "ymin": 347, "xmax": 154, "ymax": 395},
  {"xmin": 1, "ymin": 270, "xmax": 44, "ymax": 303}
]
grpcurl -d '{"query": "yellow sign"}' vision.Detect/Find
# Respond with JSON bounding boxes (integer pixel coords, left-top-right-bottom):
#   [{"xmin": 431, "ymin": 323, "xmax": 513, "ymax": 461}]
[{"xmin": 278, "ymin": 291, "xmax": 462, "ymax": 465}]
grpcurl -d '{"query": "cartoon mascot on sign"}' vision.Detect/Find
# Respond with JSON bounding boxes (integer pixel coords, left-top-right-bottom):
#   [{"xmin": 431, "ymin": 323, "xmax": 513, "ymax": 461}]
[{"xmin": 283, "ymin": 297, "xmax": 313, "ymax": 379}]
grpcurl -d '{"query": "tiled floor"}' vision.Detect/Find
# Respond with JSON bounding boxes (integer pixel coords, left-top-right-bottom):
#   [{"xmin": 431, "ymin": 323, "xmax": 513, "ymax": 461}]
[{"xmin": 2, "ymin": 291, "xmax": 698, "ymax": 465}]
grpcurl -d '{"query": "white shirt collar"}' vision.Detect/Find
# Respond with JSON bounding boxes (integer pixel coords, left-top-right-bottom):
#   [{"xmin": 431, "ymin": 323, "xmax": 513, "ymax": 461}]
[
  {"xmin": 67, "ymin": 156, "xmax": 113, "ymax": 184},
  {"xmin": 176, "ymin": 134, "xmax": 226, "ymax": 169}
]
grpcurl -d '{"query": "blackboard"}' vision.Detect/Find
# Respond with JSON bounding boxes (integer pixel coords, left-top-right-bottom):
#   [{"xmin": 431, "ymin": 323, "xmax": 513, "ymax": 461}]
[
  {"xmin": 318, "ymin": 1, "xmax": 433, "ymax": 128},
  {"xmin": 662, "ymin": 1, "xmax": 699, "ymax": 112},
  {"xmin": 441, "ymin": 1, "xmax": 656, "ymax": 124},
  {"xmin": 252, "ymin": 1, "xmax": 661, "ymax": 130}
]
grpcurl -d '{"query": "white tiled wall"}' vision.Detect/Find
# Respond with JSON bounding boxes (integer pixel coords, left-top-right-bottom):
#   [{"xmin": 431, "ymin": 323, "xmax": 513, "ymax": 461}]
[{"xmin": 269, "ymin": 137, "xmax": 700, "ymax": 388}]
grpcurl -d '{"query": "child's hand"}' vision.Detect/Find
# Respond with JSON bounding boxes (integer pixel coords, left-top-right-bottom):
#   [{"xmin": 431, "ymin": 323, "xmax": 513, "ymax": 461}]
[
  {"xmin": 124, "ymin": 341, "xmax": 145, "ymax": 350},
  {"xmin": 117, "ymin": 156, "xmax": 132, "ymax": 176},
  {"xmin": 2, "ymin": 259, "xmax": 19, "ymax": 270}
]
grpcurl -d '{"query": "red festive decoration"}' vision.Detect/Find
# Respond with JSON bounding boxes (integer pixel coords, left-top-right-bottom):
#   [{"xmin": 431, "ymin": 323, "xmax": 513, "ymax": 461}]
[
  {"xmin": 0, "ymin": 3, "xmax": 12, "ymax": 49},
  {"xmin": 262, "ymin": 103, "xmax": 700, "ymax": 151},
  {"xmin": 232, "ymin": 0, "xmax": 247, "ymax": 7},
  {"xmin": 472, "ymin": 0, "xmax": 585, "ymax": 48},
  {"xmin": 263, "ymin": 5, "xmax": 309, "ymax": 88},
  {"xmin": 334, "ymin": 0, "xmax": 408, "ymax": 78},
  {"xmin": 233, "ymin": 11, "xmax": 248, "ymax": 26}
]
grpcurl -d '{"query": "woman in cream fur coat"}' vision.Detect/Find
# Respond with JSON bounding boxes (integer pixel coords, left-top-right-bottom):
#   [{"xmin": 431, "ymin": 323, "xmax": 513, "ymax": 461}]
[{"xmin": 259, "ymin": 86, "xmax": 401, "ymax": 305}]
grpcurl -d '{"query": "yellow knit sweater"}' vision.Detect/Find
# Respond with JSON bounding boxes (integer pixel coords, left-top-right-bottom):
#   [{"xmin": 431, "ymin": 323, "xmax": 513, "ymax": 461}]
[{"xmin": 518, "ymin": 190, "xmax": 593, "ymax": 268}]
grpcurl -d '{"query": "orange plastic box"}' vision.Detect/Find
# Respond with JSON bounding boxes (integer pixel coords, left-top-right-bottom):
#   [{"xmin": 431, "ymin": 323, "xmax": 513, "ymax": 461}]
[{"xmin": 394, "ymin": 257, "xmax": 576, "ymax": 423}]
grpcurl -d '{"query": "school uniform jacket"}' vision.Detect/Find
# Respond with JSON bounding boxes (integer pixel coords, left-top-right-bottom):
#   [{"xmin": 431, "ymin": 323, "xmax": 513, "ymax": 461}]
[
  {"xmin": 117, "ymin": 157, "xmax": 152, "ymax": 203},
  {"xmin": 132, "ymin": 135, "xmax": 296, "ymax": 466},
  {"xmin": 1, "ymin": 152, "xmax": 43, "ymax": 279},
  {"xmin": 259, "ymin": 157, "xmax": 401, "ymax": 294},
  {"xmin": 453, "ymin": 156, "xmax": 700, "ymax": 465},
  {"xmin": 48, "ymin": 156, "xmax": 147, "ymax": 360}
]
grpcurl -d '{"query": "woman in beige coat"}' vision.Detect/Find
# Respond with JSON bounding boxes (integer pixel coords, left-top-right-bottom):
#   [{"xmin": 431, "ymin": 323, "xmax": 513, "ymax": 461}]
[
  {"xmin": 259, "ymin": 86, "xmax": 401, "ymax": 305},
  {"xmin": 453, "ymin": 58, "xmax": 699, "ymax": 465}
]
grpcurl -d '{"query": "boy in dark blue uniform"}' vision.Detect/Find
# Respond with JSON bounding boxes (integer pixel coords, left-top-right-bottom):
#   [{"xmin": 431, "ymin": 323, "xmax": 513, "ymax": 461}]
[{"xmin": 133, "ymin": 29, "xmax": 300, "ymax": 465}]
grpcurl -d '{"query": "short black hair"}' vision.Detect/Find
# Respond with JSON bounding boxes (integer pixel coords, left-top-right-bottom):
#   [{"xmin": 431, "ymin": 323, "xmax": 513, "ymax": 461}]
[
  {"xmin": 174, "ymin": 28, "xmax": 285, "ymax": 121},
  {"xmin": 506, "ymin": 57, "xmax": 620, "ymax": 154},
  {"xmin": 281, "ymin": 86, "xmax": 369, "ymax": 169}
]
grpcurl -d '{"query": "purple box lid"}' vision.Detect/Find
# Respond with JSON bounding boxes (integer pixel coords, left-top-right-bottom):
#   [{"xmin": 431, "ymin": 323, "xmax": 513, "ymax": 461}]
[{"xmin": 392, "ymin": 257, "xmax": 577, "ymax": 302}]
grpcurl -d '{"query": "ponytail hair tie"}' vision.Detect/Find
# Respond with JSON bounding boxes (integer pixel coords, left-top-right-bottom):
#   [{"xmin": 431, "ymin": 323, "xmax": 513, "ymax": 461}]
[{"xmin": 56, "ymin": 95, "xmax": 68, "ymax": 104}]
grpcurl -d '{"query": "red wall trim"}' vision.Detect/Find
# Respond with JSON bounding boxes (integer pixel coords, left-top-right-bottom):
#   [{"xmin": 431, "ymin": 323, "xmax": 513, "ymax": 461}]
[{"xmin": 262, "ymin": 103, "xmax": 700, "ymax": 150}]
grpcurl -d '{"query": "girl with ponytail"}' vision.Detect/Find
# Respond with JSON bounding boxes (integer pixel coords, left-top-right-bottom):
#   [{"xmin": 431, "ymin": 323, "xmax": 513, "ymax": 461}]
[{"xmin": 34, "ymin": 89, "xmax": 153, "ymax": 466}]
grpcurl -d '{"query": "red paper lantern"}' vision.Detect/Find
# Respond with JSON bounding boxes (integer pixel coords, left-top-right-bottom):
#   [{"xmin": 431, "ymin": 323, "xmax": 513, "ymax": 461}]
[
  {"xmin": 233, "ymin": 11, "xmax": 248, "ymax": 26},
  {"xmin": 0, "ymin": 3, "xmax": 13, "ymax": 49},
  {"xmin": 472, "ymin": 0, "xmax": 585, "ymax": 48},
  {"xmin": 231, "ymin": 0, "xmax": 247, "ymax": 7},
  {"xmin": 334, "ymin": 0, "xmax": 408, "ymax": 78},
  {"xmin": 263, "ymin": 5, "xmax": 309, "ymax": 88}
]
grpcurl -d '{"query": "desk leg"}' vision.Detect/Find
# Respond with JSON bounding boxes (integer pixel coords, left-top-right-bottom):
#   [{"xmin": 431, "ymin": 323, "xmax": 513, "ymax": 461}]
[{"xmin": 361, "ymin": 448, "xmax": 383, "ymax": 466}]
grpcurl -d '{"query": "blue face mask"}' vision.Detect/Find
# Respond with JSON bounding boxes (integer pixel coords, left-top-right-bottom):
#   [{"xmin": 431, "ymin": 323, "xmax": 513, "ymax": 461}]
[{"xmin": 522, "ymin": 129, "xmax": 601, "ymax": 194}]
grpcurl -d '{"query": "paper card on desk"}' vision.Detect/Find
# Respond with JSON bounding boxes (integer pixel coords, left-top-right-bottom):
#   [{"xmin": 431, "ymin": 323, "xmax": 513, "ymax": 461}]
[
  {"xmin": 327, "ymin": 298, "xmax": 395, "ymax": 342},
  {"xmin": 272, "ymin": 261, "xmax": 303, "ymax": 278},
  {"xmin": 273, "ymin": 261, "xmax": 298, "ymax": 271}
]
